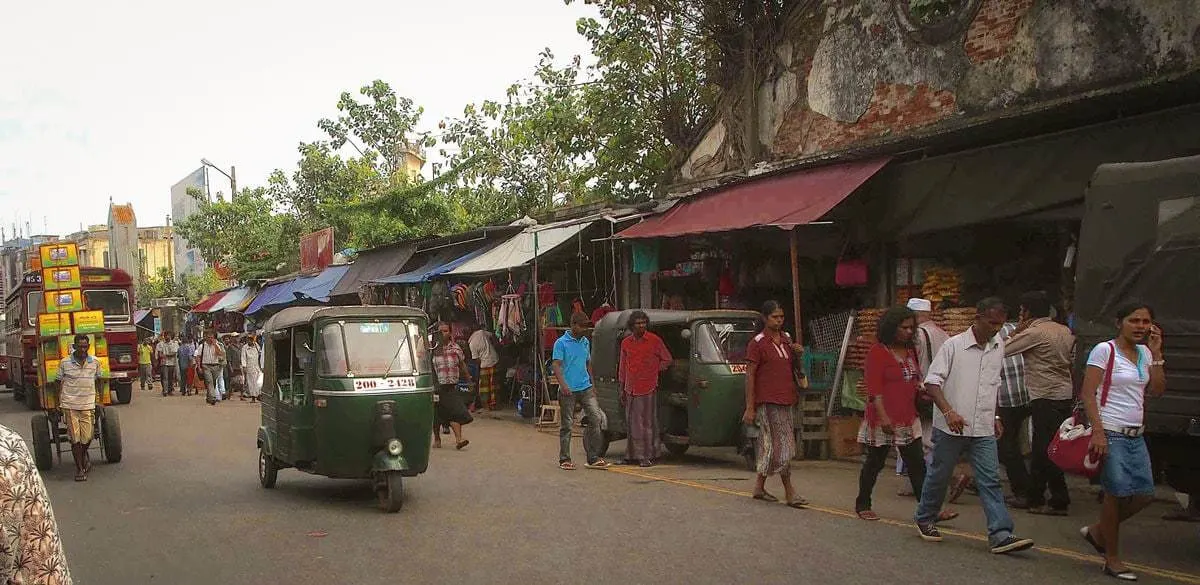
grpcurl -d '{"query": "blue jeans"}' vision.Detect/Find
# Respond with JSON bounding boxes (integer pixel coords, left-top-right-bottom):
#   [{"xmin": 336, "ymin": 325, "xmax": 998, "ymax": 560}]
[{"xmin": 915, "ymin": 428, "xmax": 1015, "ymax": 547}]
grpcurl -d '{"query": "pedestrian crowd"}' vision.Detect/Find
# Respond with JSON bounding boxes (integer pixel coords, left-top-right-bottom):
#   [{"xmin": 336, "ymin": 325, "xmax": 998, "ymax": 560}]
[{"xmin": 139, "ymin": 329, "xmax": 264, "ymax": 404}]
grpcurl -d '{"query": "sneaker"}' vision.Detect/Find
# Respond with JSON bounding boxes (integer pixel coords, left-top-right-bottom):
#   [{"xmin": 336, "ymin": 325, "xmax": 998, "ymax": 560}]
[
  {"xmin": 990, "ymin": 535, "xmax": 1035, "ymax": 554},
  {"xmin": 916, "ymin": 523, "xmax": 943, "ymax": 542}
]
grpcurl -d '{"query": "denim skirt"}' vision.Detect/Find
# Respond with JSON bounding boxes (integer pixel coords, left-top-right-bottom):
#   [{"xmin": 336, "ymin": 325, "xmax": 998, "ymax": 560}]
[{"xmin": 1100, "ymin": 431, "xmax": 1154, "ymax": 497}]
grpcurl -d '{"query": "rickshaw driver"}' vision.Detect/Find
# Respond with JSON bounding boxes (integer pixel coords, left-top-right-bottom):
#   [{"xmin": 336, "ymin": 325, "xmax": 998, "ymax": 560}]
[{"xmin": 57, "ymin": 334, "xmax": 103, "ymax": 482}]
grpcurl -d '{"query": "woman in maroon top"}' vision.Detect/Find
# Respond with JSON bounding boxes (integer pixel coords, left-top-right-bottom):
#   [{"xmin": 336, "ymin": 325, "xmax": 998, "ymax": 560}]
[
  {"xmin": 854, "ymin": 307, "xmax": 957, "ymax": 522},
  {"xmin": 741, "ymin": 301, "xmax": 807, "ymax": 508}
]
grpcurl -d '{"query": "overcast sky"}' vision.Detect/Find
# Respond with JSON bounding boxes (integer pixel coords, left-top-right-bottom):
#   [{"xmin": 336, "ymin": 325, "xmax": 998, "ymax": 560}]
[{"xmin": 0, "ymin": 0, "xmax": 596, "ymax": 237}]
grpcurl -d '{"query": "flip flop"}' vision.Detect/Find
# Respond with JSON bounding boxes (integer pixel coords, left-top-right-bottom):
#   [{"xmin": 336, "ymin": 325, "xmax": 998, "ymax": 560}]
[
  {"xmin": 857, "ymin": 510, "xmax": 880, "ymax": 521},
  {"xmin": 74, "ymin": 473, "xmax": 87, "ymax": 482},
  {"xmin": 786, "ymin": 497, "xmax": 809, "ymax": 509},
  {"xmin": 559, "ymin": 460, "xmax": 576, "ymax": 471},
  {"xmin": 752, "ymin": 491, "xmax": 779, "ymax": 503},
  {"xmin": 455, "ymin": 440, "xmax": 470, "ymax": 451}
]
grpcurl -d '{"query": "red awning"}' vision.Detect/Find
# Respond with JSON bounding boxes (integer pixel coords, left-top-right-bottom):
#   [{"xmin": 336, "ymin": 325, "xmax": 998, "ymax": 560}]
[
  {"xmin": 618, "ymin": 157, "xmax": 890, "ymax": 238},
  {"xmin": 190, "ymin": 290, "xmax": 229, "ymax": 313}
]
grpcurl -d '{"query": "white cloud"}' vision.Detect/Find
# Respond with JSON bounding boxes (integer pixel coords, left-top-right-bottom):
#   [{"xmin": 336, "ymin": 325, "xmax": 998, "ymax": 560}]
[{"xmin": 0, "ymin": 0, "xmax": 597, "ymax": 236}]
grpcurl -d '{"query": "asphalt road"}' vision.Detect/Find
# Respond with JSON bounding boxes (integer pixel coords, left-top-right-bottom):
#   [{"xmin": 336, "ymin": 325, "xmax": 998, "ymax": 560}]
[{"xmin": 0, "ymin": 386, "xmax": 1197, "ymax": 585}]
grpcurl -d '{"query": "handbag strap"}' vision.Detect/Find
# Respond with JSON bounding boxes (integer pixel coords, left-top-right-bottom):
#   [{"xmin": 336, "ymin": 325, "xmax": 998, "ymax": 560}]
[{"xmin": 1100, "ymin": 341, "xmax": 1115, "ymax": 407}]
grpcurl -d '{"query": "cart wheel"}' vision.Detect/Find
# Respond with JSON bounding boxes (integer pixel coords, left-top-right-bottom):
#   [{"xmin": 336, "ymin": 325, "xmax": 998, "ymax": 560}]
[
  {"xmin": 258, "ymin": 447, "xmax": 278, "ymax": 489},
  {"xmin": 30, "ymin": 413, "xmax": 53, "ymax": 471},
  {"xmin": 114, "ymin": 382, "xmax": 132, "ymax": 405},
  {"xmin": 376, "ymin": 471, "xmax": 404, "ymax": 513},
  {"xmin": 665, "ymin": 443, "xmax": 689, "ymax": 457},
  {"xmin": 100, "ymin": 408, "xmax": 122, "ymax": 463}
]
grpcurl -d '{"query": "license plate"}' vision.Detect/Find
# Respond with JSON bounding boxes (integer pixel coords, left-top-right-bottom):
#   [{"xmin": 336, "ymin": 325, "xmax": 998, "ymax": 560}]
[
  {"xmin": 352, "ymin": 377, "xmax": 417, "ymax": 391},
  {"xmin": 729, "ymin": 364, "xmax": 748, "ymax": 374}
]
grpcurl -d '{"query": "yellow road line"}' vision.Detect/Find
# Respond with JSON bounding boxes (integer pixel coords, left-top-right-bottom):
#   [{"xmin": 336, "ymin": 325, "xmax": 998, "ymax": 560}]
[{"xmin": 609, "ymin": 466, "xmax": 1200, "ymax": 585}]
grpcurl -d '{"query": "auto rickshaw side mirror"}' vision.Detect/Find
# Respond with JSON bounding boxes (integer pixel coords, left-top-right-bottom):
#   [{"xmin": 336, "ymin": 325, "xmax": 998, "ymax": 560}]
[{"xmin": 680, "ymin": 329, "xmax": 692, "ymax": 342}]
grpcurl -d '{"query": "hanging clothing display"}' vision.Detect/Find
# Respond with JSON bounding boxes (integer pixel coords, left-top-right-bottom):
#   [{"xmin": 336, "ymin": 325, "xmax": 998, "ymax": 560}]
[
  {"xmin": 632, "ymin": 241, "xmax": 660, "ymax": 274},
  {"xmin": 591, "ymin": 302, "xmax": 616, "ymax": 325}
]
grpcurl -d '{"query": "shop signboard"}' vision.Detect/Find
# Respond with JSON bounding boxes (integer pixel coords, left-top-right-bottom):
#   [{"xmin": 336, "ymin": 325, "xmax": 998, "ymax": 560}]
[{"xmin": 300, "ymin": 227, "xmax": 335, "ymax": 273}]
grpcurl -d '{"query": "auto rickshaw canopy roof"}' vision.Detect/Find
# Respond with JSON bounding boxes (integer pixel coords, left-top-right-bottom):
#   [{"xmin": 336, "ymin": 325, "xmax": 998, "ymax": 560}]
[{"xmin": 262, "ymin": 305, "xmax": 429, "ymax": 333}]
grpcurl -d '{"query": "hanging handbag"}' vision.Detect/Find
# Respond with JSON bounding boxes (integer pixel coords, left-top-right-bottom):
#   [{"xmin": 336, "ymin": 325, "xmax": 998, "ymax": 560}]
[
  {"xmin": 1046, "ymin": 342, "xmax": 1115, "ymax": 478},
  {"xmin": 834, "ymin": 241, "xmax": 868, "ymax": 288}
]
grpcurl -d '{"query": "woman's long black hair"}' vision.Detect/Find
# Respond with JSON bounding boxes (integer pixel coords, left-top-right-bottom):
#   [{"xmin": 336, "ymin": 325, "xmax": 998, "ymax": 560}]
[{"xmin": 877, "ymin": 306, "xmax": 916, "ymax": 347}]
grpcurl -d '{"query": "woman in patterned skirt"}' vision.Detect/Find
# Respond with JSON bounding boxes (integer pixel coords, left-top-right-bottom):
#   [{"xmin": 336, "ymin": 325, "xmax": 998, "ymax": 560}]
[
  {"xmin": 742, "ymin": 300, "xmax": 807, "ymax": 508},
  {"xmin": 855, "ymin": 306, "xmax": 958, "ymax": 522}
]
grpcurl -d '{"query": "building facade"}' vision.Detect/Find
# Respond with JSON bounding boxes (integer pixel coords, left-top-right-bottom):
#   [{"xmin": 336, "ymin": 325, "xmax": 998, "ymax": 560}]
[
  {"xmin": 66, "ymin": 225, "xmax": 175, "ymax": 282},
  {"xmin": 170, "ymin": 167, "xmax": 209, "ymax": 282}
]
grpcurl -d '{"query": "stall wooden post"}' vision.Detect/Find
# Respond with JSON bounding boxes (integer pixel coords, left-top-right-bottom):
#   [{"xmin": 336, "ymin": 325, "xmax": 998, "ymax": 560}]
[{"xmin": 789, "ymin": 228, "xmax": 804, "ymax": 345}]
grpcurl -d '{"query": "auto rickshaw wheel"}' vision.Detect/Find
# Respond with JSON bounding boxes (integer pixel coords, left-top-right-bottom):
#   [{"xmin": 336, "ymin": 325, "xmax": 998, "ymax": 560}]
[
  {"xmin": 376, "ymin": 471, "xmax": 404, "ymax": 513},
  {"xmin": 114, "ymin": 382, "xmax": 132, "ymax": 405},
  {"xmin": 30, "ymin": 413, "xmax": 53, "ymax": 471},
  {"xmin": 100, "ymin": 408, "xmax": 122, "ymax": 463},
  {"xmin": 258, "ymin": 447, "xmax": 278, "ymax": 489},
  {"xmin": 664, "ymin": 443, "xmax": 689, "ymax": 457}
]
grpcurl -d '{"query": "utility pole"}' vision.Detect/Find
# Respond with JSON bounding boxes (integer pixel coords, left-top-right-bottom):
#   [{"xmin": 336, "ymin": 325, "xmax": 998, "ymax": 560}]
[{"xmin": 201, "ymin": 159, "xmax": 236, "ymax": 200}]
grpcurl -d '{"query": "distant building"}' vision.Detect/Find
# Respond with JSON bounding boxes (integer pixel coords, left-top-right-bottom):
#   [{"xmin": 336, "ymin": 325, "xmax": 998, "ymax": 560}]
[
  {"xmin": 108, "ymin": 202, "xmax": 140, "ymax": 285},
  {"xmin": 65, "ymin": 224, "xmax": 175, "ymax": 281},
  {"xmin": 170, "ymin": 167, "xmax": 209, "ymax": 282}
]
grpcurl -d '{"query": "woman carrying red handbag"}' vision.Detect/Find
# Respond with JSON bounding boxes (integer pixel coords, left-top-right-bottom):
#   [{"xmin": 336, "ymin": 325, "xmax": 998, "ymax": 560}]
[{"xmin": 1078, "ymin": 302, "xmax": 1166, "ymax": 581}]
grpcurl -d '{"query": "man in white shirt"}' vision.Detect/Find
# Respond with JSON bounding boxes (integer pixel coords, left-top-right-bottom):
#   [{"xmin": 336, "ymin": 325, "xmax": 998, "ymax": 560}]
[
  {"xmin": 57, "ymin": 334, "xmax": 102, "ymax": 481},
  {"xmin": 155, "ymin": 331, "xmax": 181, "ymax": 396},
  {"xmin": 468, "ymin": 326, "xmax": 501, "ymax": 411},
  {"xmin": 914, "ymin": 297, "xmax": 1035, "ymax": 555}
]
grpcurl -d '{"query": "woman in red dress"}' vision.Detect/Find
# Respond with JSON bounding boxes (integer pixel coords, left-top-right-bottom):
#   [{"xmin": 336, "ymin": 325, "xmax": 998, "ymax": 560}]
[{"xmin": 855, "ymin": 306, "xmax": 956, "ymax": 522}]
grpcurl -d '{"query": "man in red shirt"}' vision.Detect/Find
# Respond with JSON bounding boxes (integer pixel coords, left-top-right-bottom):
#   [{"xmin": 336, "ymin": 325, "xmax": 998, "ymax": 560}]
[{"xmin": 619, "ymin": 311, "xmax": 672, "ymax": 466}]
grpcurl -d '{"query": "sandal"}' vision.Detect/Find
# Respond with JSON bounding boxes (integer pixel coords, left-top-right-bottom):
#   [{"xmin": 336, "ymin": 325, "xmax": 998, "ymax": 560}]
[
  {"xmin": 559, "ymin": 460, "xmax": 576, "ymax": 471},
  {"xmin": 639, "ymin": 460, "xmax": 657, "ymax": 468},
  {"xmin": 937, "ymin": 510, "xmax": 959, "ymax": 522},
  {"xmin": 857, "ymin": 510, "xmax": 880, "ymax": 521},
  {"xmin": 584, "ymin": 459, "xmax": 611, "ymax": 469},
  {"xmin": 752, "ymin": 491, "xmax": 779, "ymax": 503},
  {"xmin": 455, "ymin": 440, "xmax": 470, "ymax": 451},
  {"xmin": 786, "ymin": 497, "xmax": 809, "ymax": 509},
  {"xmin": 74, "ymin": 473, "xmax": 87, "ymax": 482}
]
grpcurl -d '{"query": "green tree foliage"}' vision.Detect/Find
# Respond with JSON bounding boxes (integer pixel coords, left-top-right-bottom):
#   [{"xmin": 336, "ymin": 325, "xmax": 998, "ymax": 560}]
[
  {"xmin": 135, "ymin": 266, "xmax": 225, "ymax": 306},
  {"xmin": 173, "ymin": 186, "xmax": 296, "ymax": 281}
]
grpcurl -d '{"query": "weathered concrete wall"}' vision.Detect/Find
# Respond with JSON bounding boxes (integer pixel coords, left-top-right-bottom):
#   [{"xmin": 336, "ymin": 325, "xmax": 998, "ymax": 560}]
[{"xmin": 680, "ymin": 0, "xmax": 1200, "ymax": 182}]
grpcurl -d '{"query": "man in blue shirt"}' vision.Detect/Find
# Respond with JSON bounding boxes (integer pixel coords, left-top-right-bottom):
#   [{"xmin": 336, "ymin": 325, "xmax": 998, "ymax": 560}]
[{"xmin": 552, "ymin": 312, "xmax": 609, "ymax": 470}]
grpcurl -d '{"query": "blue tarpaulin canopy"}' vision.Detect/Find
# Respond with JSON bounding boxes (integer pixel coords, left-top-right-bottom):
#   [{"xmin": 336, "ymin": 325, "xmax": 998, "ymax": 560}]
[{"xmin": 244, "ymin": 265, "xmax": 350, "ymax": 316}]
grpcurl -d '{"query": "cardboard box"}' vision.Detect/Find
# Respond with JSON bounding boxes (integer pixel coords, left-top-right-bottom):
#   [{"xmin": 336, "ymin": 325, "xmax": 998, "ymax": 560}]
[
  {"xmin": 828, "ymin": 415, "xmax": 864, "ymax": 459},
  {"xmin": 42, "ymin": 359, "xmax": 60, "ymax": 383},
  {"xmin": 72, "ymin": 310, "xmax": 105, "ymax": 334},
  {"xmin": 96, "ymin": 356, "xmax": 110, "ymax": 378},
  {"xmin": 42, "ymin": 266, "xmax": 81, "ymax": 290},
  {"xmin": 44, "ymin": 289, "xmax": 83, "ymax": 313},
  {"xmin": 37, "ymin": 313, "xmax": 72, "ymax": 337},
  {"xmin": 93, "ymin": 335, "xmax": 107, "ymax": 357},
  {"xmin": 39, "ymin": 242, "xmax": 79, "ymax": 268}
]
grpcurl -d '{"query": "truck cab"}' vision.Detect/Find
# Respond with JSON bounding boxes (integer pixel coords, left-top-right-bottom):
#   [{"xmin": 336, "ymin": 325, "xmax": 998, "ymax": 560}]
[{"xmin": 1074, "ymin": 153, "xmax": 1200, "ymax": 493}]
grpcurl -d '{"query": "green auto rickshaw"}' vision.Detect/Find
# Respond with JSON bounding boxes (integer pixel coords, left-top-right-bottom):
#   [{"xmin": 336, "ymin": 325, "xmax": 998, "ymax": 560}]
[
  {"xmin": 591, "ymin": 309, "xmax": 762, "ymax": 467},
  {"xmin": 256, "ymin": 306, "xmax": 435, "ymax": 513}
]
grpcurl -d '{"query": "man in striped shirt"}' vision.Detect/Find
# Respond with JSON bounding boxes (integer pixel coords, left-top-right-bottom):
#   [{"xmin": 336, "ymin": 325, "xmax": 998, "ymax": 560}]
[{"xmin": 997, "ymin": 320, "xmax": 1032, "ymax": 508}]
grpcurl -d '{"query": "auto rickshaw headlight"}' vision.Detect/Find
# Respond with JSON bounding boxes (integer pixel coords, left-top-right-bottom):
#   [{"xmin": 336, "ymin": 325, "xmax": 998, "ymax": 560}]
[{"xmin": 386, "ymin": 438, "xmax": 403, "ymax": 456}]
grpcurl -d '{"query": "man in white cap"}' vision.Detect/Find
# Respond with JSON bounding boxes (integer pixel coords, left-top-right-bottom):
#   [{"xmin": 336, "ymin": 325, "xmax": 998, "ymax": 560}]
[{"xmin": 903, "ymin": 298, "xmax": 950, "ymax": 481}]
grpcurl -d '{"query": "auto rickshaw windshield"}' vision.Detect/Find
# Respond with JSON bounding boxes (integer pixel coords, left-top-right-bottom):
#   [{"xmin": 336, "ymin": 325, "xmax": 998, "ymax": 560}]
[
  {"xmin": 695, "ymin": 318, "xmax": 758, "ymax": 363},
  {"xmin": 317, "ymin": 321, "xmax": 429, "ymax": 377}
]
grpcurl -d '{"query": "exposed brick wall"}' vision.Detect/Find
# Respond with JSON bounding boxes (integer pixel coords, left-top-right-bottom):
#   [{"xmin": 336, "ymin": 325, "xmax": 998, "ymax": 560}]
[
  {"xmin": 964, "ymin": 0, "xmax": 1036, "ymax": 63},
  {"xmin": 772, "ymin": 82, "xmax": 957, "ymax": 155}
]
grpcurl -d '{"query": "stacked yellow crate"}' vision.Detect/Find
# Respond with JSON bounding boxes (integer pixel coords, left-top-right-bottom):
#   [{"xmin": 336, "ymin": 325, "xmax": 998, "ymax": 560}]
[{"xmin": 34, "ymin": 243, "xmax": 110, "ymax": 409}]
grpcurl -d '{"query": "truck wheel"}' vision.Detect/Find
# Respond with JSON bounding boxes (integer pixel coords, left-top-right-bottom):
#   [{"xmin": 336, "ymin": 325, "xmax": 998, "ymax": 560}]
[
  {"xmin": 114, "ymin": 382, "xmax": 132, "ymax": 405},
  {"xmin": 376, "ymin": 471, "xmax": 404, "ymax": 513},
  {"xmin": 665, "ymin": 443, "xmax": 689, "ymax": 457},
  {"xmin": 31, "ymin": 414, "xmax": 53, "ymax": 471},
  {"xmin": 258, "ymin": 447, "xmax": 278, "ymax": 489},
  {"xmin": 100, "ymin": 408, "xmax": 122, "ymax": 463}
]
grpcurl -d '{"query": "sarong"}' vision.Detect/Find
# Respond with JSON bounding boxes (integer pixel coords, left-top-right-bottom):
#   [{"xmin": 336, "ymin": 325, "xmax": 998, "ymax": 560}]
[
  {"xmin": 478, "ymin": 366, "xmax": 497, "ymax": 408},
  {"xmin": 625, "ymin": 393, "xmax": 659, "ymax": 461},
  {"xmin": 64, "ymin": 408, "xmax": 95, "ymax": 444},
  {"xmin": 755, "ymin": 403, "xmax": 795, "ymax": 476}
]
